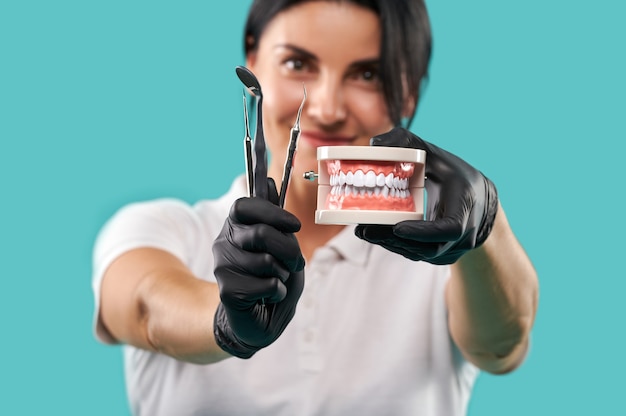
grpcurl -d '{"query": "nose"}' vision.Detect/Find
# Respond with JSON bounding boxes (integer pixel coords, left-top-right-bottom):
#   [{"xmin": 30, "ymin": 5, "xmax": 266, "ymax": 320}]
[{"xmin": 306, "ymin": 74, "xmax": 347, "ymax": 127}]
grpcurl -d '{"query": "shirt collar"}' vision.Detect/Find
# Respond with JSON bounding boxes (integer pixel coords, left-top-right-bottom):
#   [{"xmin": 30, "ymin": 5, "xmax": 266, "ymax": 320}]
[{"xmin": 324, "ymin": 225, "xmax": 373, "ymax": 267}]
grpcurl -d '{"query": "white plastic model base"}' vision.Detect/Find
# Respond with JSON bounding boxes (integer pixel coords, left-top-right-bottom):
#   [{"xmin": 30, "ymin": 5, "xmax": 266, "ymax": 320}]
[
  {"xmin": 315, "ymin": 209, "xmax": 424, "ymax": 225},
  {"xmin": 315, "ymin": 146, "xmax": 426, "ymax": 225}
]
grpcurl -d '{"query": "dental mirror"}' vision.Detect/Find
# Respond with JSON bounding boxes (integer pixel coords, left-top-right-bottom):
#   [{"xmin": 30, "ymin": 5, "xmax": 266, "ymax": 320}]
[{"xmin": 236, "ymin": 66, "xmax": 268, "ymax": 200}]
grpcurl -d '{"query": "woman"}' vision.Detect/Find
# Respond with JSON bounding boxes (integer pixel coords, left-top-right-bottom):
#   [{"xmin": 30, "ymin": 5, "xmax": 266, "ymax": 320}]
[{"xmin": 93, "ymin": 1, "xmax": 539, "ymax": 415}]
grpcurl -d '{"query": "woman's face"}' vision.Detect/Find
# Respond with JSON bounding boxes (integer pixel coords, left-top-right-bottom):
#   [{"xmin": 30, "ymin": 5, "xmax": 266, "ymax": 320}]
[{"xmin": 247, "ymin": 1, "xmax": 393, "ymax": 188}]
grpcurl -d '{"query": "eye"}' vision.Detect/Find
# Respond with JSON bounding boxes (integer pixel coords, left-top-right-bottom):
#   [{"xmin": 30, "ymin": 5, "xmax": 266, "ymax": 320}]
[
  {"xmin": 279, "ymin": 54, "xmax": 318, "ymax": 81},
  {"xmin": 360, "ymin": 68, "xmax": 378, "ymax": 82},
  {"xmin": 347, "ymin": 64, "xmax": 381, "ymax": 87},
  {"xmin": 283, "ymin": 57, "xmax": 311, "ymax": 73}
]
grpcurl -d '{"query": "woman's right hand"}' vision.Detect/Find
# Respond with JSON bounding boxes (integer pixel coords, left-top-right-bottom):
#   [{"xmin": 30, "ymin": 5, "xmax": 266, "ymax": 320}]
[{"xmin": 212, "ymin": 181, "xmax": 305, "ymax": 359}]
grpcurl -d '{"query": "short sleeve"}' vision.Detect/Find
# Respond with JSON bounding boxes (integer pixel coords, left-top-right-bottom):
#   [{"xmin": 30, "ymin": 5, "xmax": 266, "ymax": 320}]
[{"xmin": 91, "ymin": 198, "xmax": 202, "ymax": 344}]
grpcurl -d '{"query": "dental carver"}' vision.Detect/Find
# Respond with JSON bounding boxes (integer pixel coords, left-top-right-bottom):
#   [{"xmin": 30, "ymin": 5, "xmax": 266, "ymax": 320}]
[{"xmin": 92, "ymin": 1, "xmax": 539, "ymax": 415}]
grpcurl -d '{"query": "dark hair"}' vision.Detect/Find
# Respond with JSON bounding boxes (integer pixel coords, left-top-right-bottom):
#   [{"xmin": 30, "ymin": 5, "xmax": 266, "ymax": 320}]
[{"xmin": 243, "ymin": 0, "xmax": 432, "ymax": 127}]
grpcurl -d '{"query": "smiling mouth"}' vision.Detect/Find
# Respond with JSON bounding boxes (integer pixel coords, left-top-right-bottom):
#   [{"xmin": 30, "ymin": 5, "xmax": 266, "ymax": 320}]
[{"xmin": 325, "ymin": 160, "xmax": 416, "ymax": 211}]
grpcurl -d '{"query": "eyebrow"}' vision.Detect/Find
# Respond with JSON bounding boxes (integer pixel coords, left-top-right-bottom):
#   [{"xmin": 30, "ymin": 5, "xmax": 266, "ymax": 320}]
[
  {"xmin": 274, "ymin": 44, "xmax": 381, "ymax": 69},
  {"xmin": 274, "ymin": 44, "xmax": 318, "ymax": 61}
]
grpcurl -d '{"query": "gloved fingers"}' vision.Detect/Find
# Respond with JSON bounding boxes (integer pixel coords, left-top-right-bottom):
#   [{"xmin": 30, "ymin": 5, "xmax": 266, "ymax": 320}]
[
  {"xmin": 229, "ymin": 223, "xmax": 305, "ymax": 272},
  {"xmin": 354, "ymin": 224, "xmax": 395, "ymax": 243},
  {"xmin": 215, "ymin": 247, "xmax": 291, "ymax": 280},
  {"xmin": 390, "ymin": 240, "xmax": 453, "ymax": 261},
  {"xmin": 267, "ymin": 177, "xmax": 280, "ymax": 206},
  {"xmin": 370, "ymin": 126, "xmax": 428, "ymax": 150},
  {"xmin": 215, "ymin": 263, "xmax": 289, "ymax": 305},
  {"xmin": 282, "ymin": 269, "xmax": 305, "ymax": 301},
  {"xmin": 228, "ymin": 276, "xmax": 288, "ymax": 305},
  {"xmin": 355, "ymin": 225, "xmax": 417, "ymax": 256},
  {"xmin": 392, "ymin": 218, "xmax": 464, "ymax": 243},
  {"xmin": 355, "ymin": 225, "xmax": 447, "ymax": 260},
  {"xmin": 230, "ymin": 197, "xmax": 301, "ymax": 233},
  {"xmin": 254, "ymin": 277, "xmax": 288, "ymax": 304}
]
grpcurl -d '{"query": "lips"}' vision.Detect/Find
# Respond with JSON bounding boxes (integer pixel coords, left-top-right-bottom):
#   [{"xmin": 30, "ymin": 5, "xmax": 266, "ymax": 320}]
[{"xmin": 300, "ymin": 132, "xmax": 357, "ymax": 148}]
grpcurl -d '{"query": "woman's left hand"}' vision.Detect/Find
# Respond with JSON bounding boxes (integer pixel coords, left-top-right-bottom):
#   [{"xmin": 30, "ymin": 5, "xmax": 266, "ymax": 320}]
[{"xmin": 355, "ymin": 127, "xmax": 499, "ymax": 265}]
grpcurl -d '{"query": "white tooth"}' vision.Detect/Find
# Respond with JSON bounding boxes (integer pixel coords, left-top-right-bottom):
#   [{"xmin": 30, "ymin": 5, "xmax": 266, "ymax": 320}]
[
  {"xmin": 374, "ymin": 187, "xmax": 381, "ymax": 196},
  {"xmin": 353, "ymin": 170, "xmax": 365, "ymax": 187},
  {"xmin": 400, "ymin": 190, "xmax": 406, "ymax": 198},
  {"xmin": 367, "ymin": 189, "xmax": 373, "ymax": 197},
  {"xmin": 352, "ymin": 186, "xmax": 359, "ymax": 196},
  {"xmin": 330, "ymin": 175, "xmax": 336, "ymax": 186},
  {"xmin": 382, "ymin": 187, "xmax": 389, "ymax": 198},
  {"xmin": 376, "ymin": 173, "xmax": 385, "ymax": 187},
  {"xmin": 390, "ymin": 188, "xmax": 396, "ymax": 198},
  {"xmin": 393, "ymin": 176, "xmax": 400, "ymax": 189},
  {"xmin": 346, "ymin": 171, "xmax": 354, "ymax": 185},
  {"xmin": 365, "ymin": 171, "xmax": 376, "ymax": 188},
  {"xmin": 339, "ymin": 171, "xmax": 346, "ymax": 186},
  {"xmin": 385, "ymin": 173, "xmax": 394, "ymax": 188},
  {"xmin": 401, "ymin": 178, "xmax": 408, "ymax": 189},
  {"xmin": 330, "ymin": 186, "xmax": 335, "ymax": 195},
  {"xmin": 359, "ymin": 188, "xmax": 366, "ymax": 196}
]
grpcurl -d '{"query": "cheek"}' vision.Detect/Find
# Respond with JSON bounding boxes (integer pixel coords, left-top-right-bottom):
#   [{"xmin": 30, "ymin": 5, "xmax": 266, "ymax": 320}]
[
  {"xmin": 260, "ymin": 79, "xmax": 303, "ymax": 143},
  {"xmin": 348, "ymin": 91, "xmax": 393, "ymax": 137}
]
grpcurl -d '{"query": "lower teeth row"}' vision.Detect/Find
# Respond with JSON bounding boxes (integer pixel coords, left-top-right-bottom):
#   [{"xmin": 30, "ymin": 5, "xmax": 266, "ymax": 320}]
[{"xmin": 330, "ymin": 185, "xmax": 411, "ymax": 199}]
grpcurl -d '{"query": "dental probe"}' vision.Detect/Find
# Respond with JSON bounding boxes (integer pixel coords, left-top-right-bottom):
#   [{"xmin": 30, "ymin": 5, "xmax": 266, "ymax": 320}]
[
  {"xmin": 242, "ymin": 92, "xmax": 254, "ymax": 197},
  {"xmin": 278, "ymin": 85, "xmax": 307, "ymax": 208}
]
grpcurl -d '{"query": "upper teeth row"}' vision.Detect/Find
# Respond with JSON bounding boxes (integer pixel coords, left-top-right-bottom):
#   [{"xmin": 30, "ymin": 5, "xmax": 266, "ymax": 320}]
[{"xmin": 330, "ymin": 171, "xmax": 408, "ymax": 189}]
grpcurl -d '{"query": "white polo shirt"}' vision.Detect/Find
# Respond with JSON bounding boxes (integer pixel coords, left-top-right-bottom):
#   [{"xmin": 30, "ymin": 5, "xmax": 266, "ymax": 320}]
[{"xmin": 92, "ymin": 176, "xmax": 479, "ymax": 416}]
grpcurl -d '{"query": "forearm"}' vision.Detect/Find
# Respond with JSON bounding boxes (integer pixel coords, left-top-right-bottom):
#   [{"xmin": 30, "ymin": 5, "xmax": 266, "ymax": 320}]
[
  {"xmin": 136, "ymin": 267, "xmax": 231, "ymax": 364},
  {"xmin": 100, "ymin": 248, "xmax": 231, "ymax": 364},
  {"xmin": 447, "ymin": 203, "xmax": 539, "ymax": 373}
]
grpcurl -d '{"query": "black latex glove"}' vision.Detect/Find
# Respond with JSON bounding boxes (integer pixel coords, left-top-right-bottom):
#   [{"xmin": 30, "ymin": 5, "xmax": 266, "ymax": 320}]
[
  {"xmin": 213, "ymin": 179, "xmax": 305, "ymax": 359},
  {"xmin": 355, "ymin": 127, "xmax": 498, "ymax": 265}
]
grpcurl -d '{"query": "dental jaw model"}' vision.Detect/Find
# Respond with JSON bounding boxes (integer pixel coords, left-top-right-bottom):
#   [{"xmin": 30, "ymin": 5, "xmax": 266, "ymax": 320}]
[{"xmin": 311, "ymin": 146, "xmax": 426, "ymax": 225}]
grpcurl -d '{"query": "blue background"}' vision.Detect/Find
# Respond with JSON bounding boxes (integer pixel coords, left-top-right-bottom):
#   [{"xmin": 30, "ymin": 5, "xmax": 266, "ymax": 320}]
[{"xmin": 1, "ymin": 0, "xmax": 624, "ymax": 414}]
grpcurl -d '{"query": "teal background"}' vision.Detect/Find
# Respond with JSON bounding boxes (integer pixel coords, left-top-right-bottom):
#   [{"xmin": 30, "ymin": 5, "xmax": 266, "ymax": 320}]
[{"xmin": 1, "ymin": 0, "xmax": 624, "ymax": 414}]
